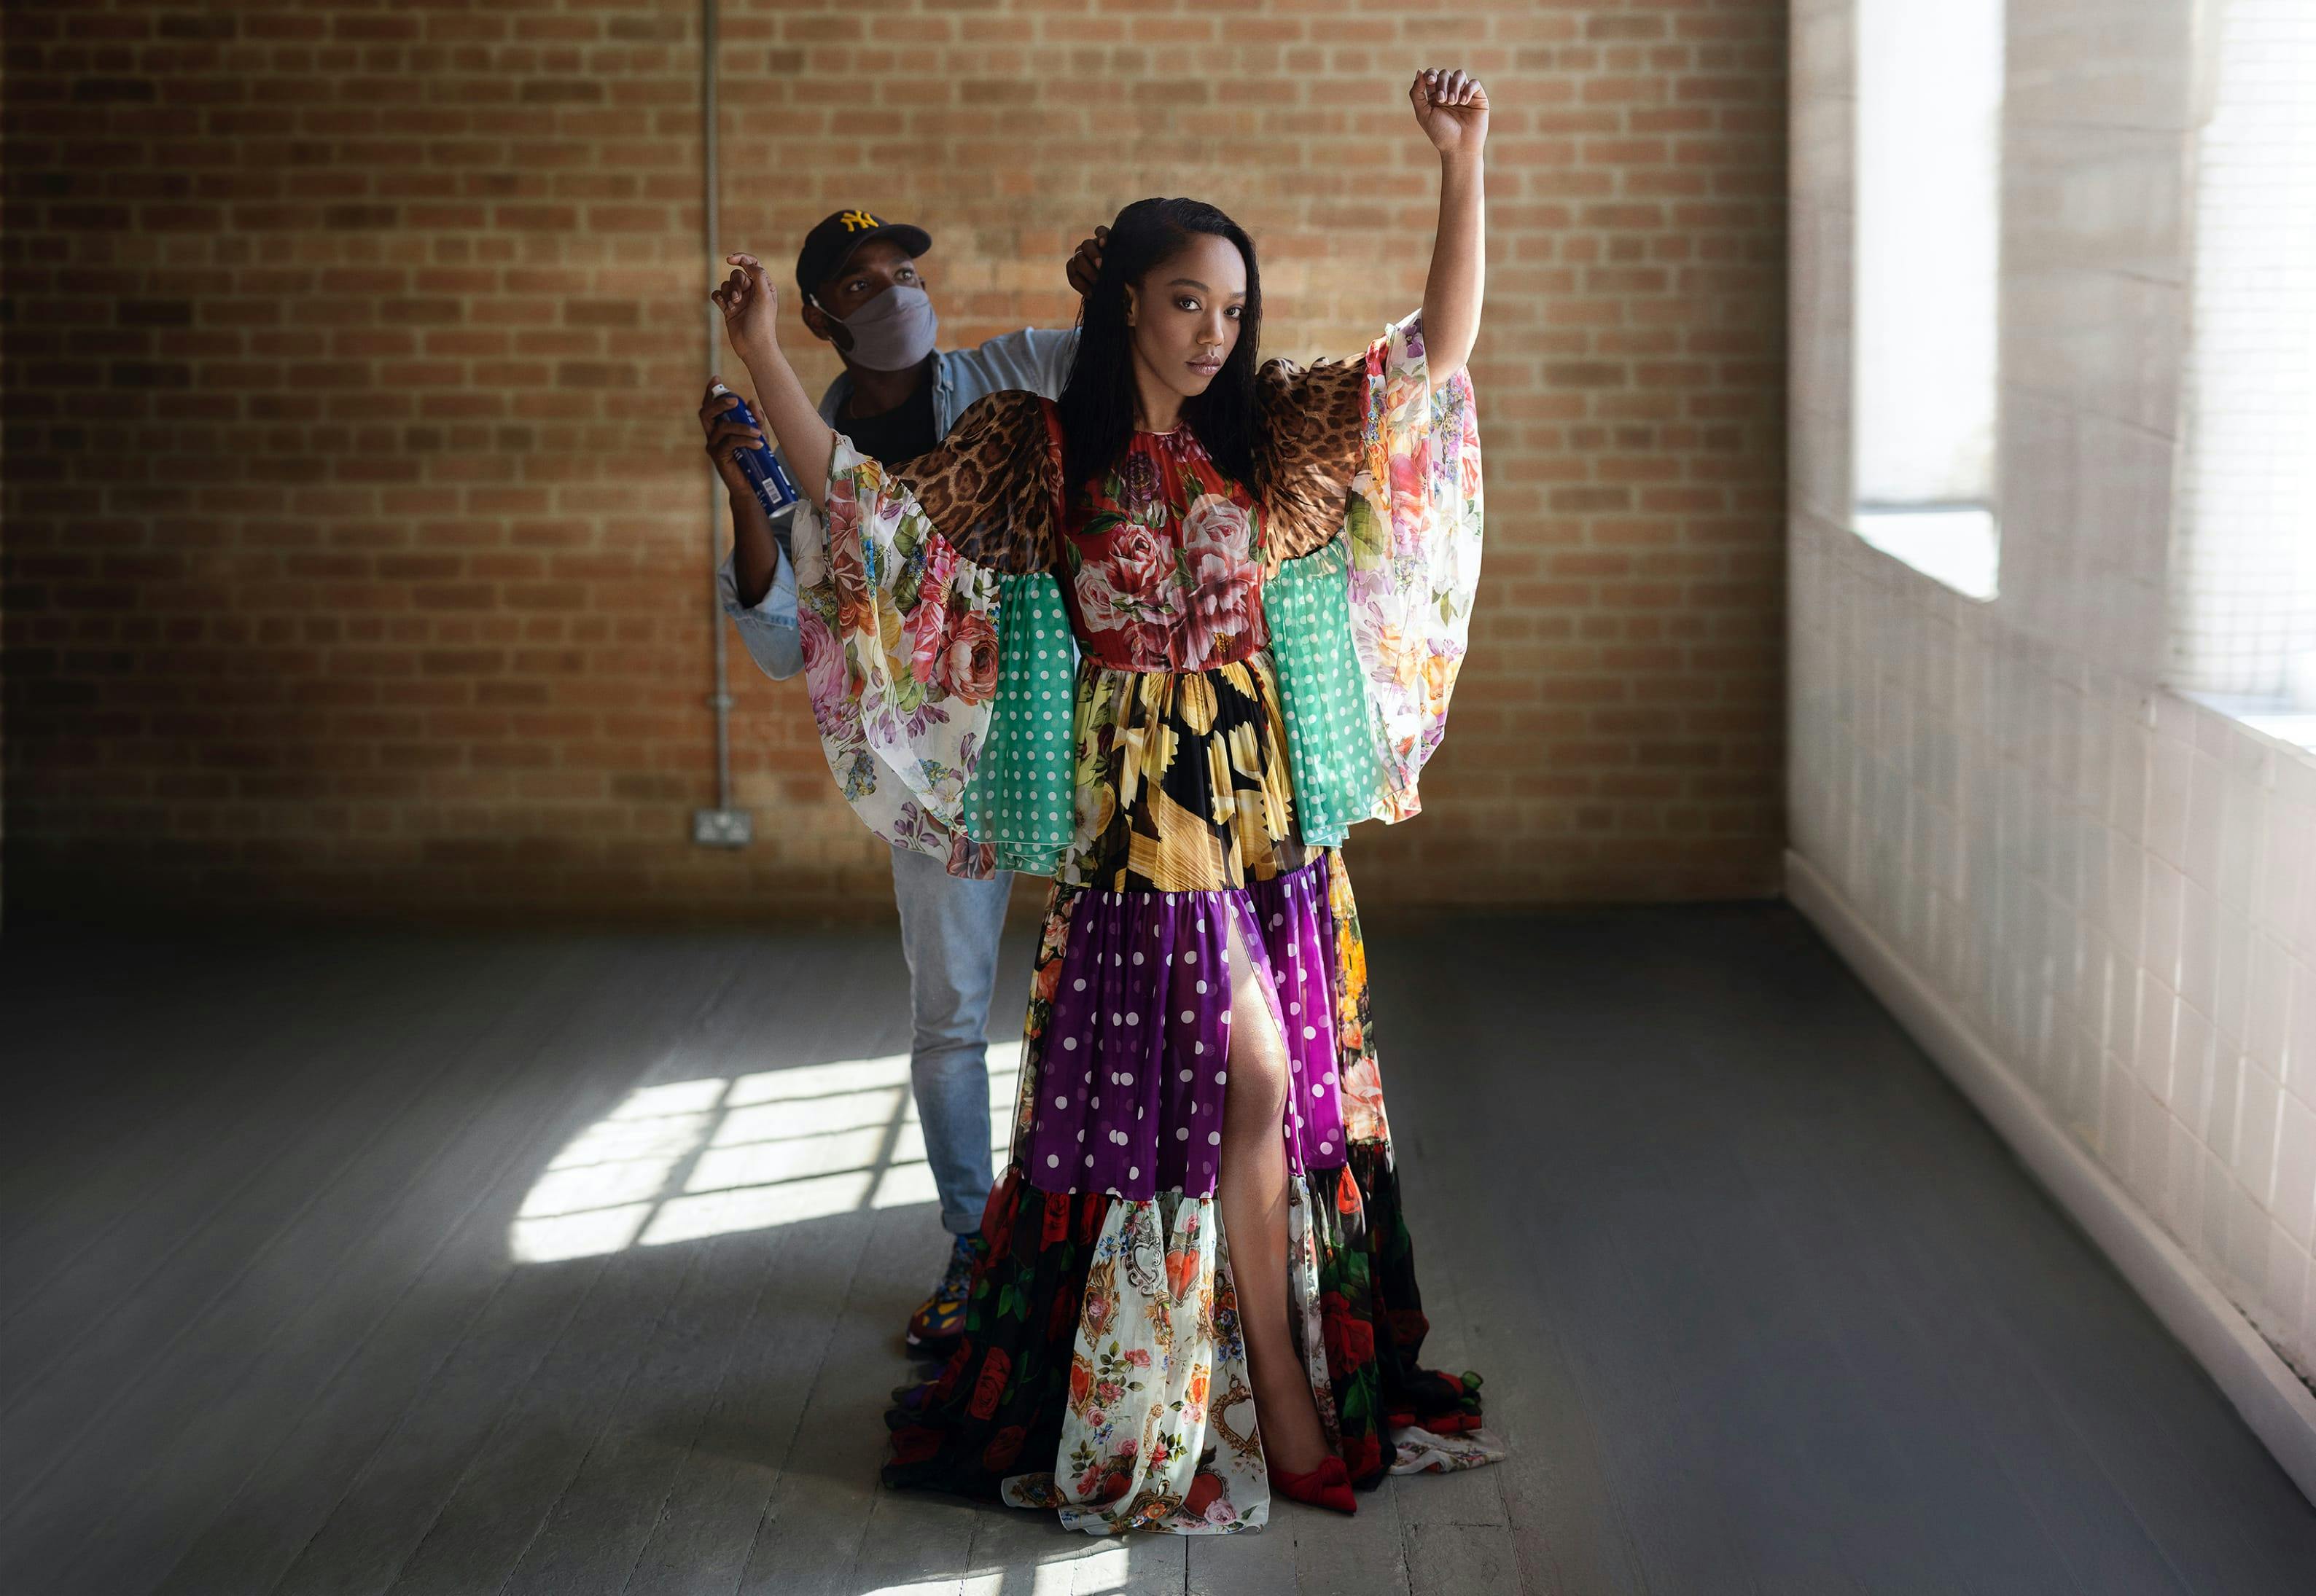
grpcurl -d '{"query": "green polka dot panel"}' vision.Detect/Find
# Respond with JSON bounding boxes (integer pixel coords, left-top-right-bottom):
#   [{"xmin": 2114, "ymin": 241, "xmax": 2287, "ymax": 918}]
[
  {"xmin": 959, "ymin": 570, "xmax": 1075, "ymax": 877},
  {"xmin": 1267, "ymin": 538, "xmax": 1383, "ymax": 847}
]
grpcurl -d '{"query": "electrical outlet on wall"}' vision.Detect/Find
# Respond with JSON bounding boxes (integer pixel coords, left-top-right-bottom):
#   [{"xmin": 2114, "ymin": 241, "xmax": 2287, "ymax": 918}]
[{"xmin": 693, "ymin": 808, "xmax": 752, "ymax": 848}]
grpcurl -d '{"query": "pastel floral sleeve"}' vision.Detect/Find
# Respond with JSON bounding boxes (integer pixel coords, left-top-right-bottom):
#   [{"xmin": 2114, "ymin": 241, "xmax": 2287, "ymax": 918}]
[
  {"xmin": 1349, "ymin": 311, "xmax": 1483, "ymax": 821},
  {"xmin": 784, "ymin": 391, "xmax": 1076, "ymax": 879},
  {"xmin": 1264, "ymin": 311, "xmax": 1483, "ymax": 833},
  {"xmin": 789, "ymin": 441, "xmax": 1007, "ymax": 876}
]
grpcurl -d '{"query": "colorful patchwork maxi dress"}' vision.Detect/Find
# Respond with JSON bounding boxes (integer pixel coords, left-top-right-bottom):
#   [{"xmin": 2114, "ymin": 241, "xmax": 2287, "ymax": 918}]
[{"xmin": 785, "ymin": 312, "xmax": 1503, "ymax": 1534}]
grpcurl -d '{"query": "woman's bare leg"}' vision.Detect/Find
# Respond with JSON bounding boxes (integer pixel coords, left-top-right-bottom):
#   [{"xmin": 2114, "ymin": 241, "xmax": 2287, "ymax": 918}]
[{"xmin": 1217, "ymin": 911, "xmax": 1330, "ymax": 1474}]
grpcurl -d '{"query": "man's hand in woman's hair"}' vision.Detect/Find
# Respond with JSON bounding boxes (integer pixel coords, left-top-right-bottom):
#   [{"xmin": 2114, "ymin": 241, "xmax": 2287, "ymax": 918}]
[{"xmin": 1066, "ymin": 226, "xmax": 1108, "ymax": 298}]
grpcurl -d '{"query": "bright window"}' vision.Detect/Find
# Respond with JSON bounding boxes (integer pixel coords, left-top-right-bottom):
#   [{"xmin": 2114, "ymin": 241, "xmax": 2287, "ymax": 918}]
[
  {"xmin": 1851, "ymin": 0, "xmax": 2005, "ymax": 600},
  {"xmin": 2172, "ymin": 0, "xmax": 2316, "ymax": 734}
]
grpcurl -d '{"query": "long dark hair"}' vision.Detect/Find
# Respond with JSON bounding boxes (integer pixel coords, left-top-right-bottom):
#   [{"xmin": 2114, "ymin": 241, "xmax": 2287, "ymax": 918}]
[{"xmin": 1056, "ymin": 197, "xmax": 1263, "ymax": 498}]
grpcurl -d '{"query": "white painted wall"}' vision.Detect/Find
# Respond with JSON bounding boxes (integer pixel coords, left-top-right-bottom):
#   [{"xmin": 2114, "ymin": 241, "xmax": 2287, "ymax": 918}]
[{"xmin": 1790, "ymin": 0, "xmax": 2316, "ymax": 1390}]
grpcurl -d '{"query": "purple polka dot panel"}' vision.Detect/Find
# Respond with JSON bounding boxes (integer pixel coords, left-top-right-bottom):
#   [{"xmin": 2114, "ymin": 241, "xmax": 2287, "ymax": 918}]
[{"xmin": 1024, "ymin": 856, "xmax": 1348, "ymax": 1200}]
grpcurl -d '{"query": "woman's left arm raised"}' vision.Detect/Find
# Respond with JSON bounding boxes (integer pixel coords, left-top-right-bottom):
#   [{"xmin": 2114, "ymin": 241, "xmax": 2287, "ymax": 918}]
[{"xmin": 1411, "ymin": 68, "xmax": 1488, "ymax": 384}]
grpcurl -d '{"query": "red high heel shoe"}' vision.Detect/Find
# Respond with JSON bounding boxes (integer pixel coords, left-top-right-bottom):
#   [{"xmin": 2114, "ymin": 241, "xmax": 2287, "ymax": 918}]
[{"xmin": 1267, "ymin": 1452, "xmax": 1357, "ymax": 1514}]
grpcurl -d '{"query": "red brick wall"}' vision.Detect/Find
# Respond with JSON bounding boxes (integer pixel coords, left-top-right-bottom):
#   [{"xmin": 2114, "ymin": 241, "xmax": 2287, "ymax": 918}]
[{"xmin": 0, "ymin": 0, "xmax": 1785, "ymax": 926}]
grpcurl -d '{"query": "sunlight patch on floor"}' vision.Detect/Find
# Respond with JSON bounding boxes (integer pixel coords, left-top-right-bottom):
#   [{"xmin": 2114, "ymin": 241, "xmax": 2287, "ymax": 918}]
[
  {"xmin": 509, "ymin": 1044, "xmax": 1020, "ymax": 1263},
  {"xmin": 856, "ymin": 1541, "xmax": 1134, "ymax": 1595}
]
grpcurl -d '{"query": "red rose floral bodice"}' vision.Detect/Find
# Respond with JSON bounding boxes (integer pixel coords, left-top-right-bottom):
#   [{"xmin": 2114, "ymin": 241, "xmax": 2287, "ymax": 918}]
[{"xmin": 1038, "ymin": 401, "xmax": 1266, "ymax": 673}]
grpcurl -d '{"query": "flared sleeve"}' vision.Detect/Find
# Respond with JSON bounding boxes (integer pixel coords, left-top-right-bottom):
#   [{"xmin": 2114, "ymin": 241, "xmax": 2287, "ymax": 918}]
[
  {"xmin": 782, "ymin": 389, "xmax": 1078, "ymax": 878},
  {"xmin": 1258, "ymin": 312, "xmax": 1484, "ymax": 841}
]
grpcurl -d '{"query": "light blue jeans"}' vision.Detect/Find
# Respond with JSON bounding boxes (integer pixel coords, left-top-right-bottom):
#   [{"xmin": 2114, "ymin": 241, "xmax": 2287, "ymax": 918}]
[{"xmin": 890, "ymin": 845, "xmax": 1013, "ymax": 1236}]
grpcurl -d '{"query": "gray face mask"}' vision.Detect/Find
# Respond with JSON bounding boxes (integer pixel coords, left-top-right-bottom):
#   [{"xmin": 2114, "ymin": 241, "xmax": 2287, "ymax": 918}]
[{"xmin": 831, "ymin": 283, "xmax": 940, "ymax": 372}]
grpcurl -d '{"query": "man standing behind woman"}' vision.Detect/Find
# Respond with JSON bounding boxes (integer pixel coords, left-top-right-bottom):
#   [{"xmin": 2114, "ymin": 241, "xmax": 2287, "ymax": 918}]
[{"xmin": 698, "ymin": 209, "xmax": 1098, "ymax": 1357}]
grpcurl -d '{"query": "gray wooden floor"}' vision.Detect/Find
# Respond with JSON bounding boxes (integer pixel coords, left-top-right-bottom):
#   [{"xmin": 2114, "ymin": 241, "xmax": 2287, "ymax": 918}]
[{"xmin": 4, "ymin": 905, "xmax": 2314, "ymax": 1595}]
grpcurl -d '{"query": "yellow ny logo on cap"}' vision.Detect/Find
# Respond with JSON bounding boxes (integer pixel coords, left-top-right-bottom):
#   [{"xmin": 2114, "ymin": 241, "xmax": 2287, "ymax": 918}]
[{"xmin": 838, "ymin": 209, "xmax": 878, "ymax": 232}]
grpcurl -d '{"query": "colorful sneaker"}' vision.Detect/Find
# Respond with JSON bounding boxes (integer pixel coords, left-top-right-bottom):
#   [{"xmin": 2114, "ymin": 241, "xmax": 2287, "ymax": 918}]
[{"xmin": 905, "ymin": 1232, "xmax": 984, "ymax": 1353}]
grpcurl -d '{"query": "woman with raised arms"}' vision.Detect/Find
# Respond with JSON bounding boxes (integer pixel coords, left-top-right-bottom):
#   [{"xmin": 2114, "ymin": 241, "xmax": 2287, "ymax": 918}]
[{"xmin": 709, "ymin": 68, "xmax": 1500, "ymax": 1534}]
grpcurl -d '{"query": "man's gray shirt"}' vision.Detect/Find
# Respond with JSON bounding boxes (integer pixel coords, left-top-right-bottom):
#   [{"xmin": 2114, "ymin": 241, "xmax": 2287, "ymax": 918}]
[{"xmin": 718, "ymin": 327, "xmax": 1078, "ymax": 681}]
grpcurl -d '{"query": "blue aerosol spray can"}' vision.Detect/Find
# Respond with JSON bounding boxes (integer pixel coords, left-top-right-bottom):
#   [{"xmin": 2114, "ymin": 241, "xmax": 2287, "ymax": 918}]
[{"xmin": 711, "ymin": 382, "xmax": 799, "ymax": 517}]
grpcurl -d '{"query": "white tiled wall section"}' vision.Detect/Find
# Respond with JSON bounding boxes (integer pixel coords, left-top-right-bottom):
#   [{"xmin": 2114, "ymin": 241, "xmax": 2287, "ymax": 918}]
[
  {"xmin": 1793, "ymin": 524, "xmax": 2316, "ymax": 1379},
  {"xmin": 1789, "ymin": 0, "xmax": 2316, "ymax": 1382}
]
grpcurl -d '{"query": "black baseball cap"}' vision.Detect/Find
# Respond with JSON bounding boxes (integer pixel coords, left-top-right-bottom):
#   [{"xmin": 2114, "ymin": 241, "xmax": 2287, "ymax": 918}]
[{"xmin": 795, "ymin": 209, "xmax": 933, "ymax": 304}]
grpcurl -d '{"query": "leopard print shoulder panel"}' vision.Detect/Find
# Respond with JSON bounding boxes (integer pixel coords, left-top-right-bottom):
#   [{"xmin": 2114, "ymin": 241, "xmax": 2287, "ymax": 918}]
[
  {"xmin": 888, "ymin": 389, "xmax": 1057, "ymax": 576},
  {"xmin": 1255, "ymin": 353, "xmax": 1370, "ymax": 562}
]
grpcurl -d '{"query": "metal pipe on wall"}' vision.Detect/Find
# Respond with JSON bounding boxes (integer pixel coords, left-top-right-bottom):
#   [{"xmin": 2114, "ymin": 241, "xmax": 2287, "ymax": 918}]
[{"xmin": 693, "ymin": 0, "xmax": 750, "ymax": 849}]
